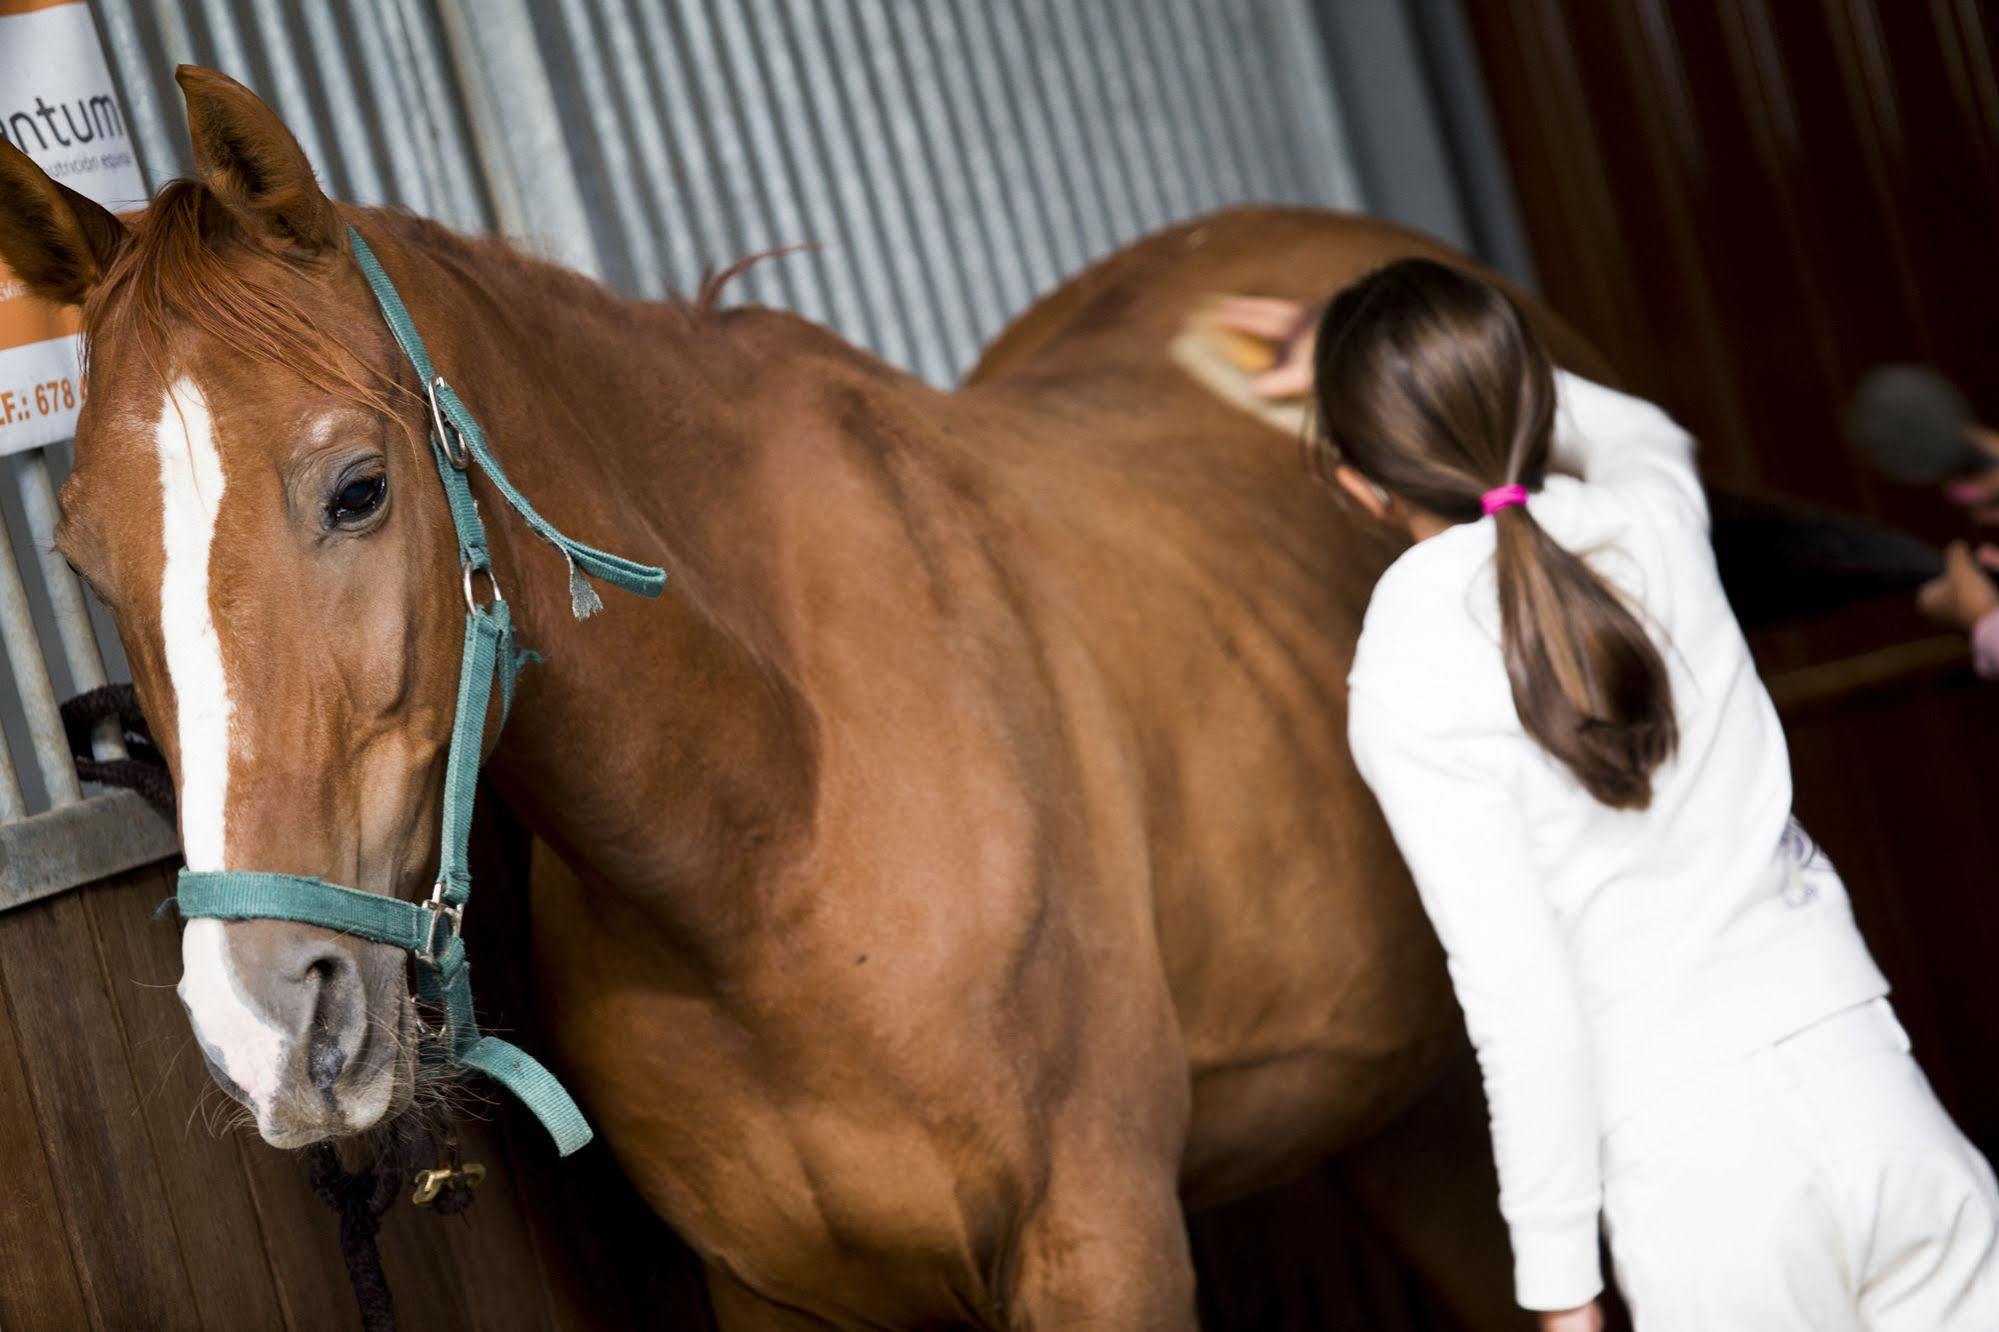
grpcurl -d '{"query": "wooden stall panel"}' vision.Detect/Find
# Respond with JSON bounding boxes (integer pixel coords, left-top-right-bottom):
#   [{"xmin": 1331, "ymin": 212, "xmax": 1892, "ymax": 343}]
[
  {"xmin": 0, "ymin": 884, "xmax": 198, "ymax": 1328},
  {"xmin": 0, "ymin": 836, "xmax": 703, "ymax": 1330},
  {"xmin": 0, "ymin": 956, "xmax": 90, "ymax": 1328}
]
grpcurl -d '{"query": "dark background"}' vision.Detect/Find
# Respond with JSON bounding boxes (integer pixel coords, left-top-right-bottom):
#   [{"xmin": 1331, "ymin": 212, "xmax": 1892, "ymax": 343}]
[{"xmin": 1462, "ymin": 0, "xmax": 1999, "ymax": 1176}]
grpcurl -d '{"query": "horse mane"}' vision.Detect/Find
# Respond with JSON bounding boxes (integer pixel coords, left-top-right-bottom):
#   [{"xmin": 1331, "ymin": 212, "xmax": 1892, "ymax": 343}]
[
  {"xmin": 83, "ymin": 179, "xmax": 404, "ymax": 416},
  {"xmin": 83, "ymin": 178, "xmax": 794, "ymax": 413},
  {"xmin": 690, "ymin": 242, "xmax": 818, "ymax": 316}
]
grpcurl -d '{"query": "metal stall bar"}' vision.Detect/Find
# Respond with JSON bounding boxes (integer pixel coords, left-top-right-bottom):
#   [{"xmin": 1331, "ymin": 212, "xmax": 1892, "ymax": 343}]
[
  {"xmin": 549, "ymin": 0, "xmax": 668, "ymax": 295},
  {"xmin": 908, "ymin": 3, "xmax": 1041, "ymax": 317},
  {"xmin": 600, "ymin": 0, "xmax": 718, "ymax": 294},
  {"xmin": 0, "ymin": 481, "xmax": 175, "ymax": 912},
  {"xmin": 295, "ymin": 2, "xmax": 395, "ymax": 205},
  {"xmin": 0, "ymin": 648, "xmax": 24, "ymax": 826},
  {"xmin": 436, "ymin": 1, "xmax": 1364, "ymax": 384},
  {"xmin": 0, "ymin": 503, "xmax": 79, "ymax": 812},
  {"xmin": 13, "ymin": 453, "xmax": 123, "ymax": 762},
  {"xmin": 740, "ymin": 0, "xmax": 883, "ymax": 347}
]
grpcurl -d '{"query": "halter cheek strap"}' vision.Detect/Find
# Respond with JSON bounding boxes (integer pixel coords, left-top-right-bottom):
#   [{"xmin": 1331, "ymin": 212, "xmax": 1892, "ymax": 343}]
[{"xmin": 176, "ymin": 225, "xmax": 668, "ymax": 1157}]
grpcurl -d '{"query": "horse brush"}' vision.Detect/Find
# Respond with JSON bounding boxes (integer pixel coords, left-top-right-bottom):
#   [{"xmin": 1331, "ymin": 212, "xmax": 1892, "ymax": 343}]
[{"xmin": 1169, "ymin": 298, "xmax": 1311, "ymax": 438}]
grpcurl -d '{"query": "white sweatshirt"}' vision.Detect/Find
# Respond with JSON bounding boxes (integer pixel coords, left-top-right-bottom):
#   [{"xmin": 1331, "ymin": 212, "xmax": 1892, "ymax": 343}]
[{"xmin": 1346, "ymin": 372, "xmax": 1888, "ymax": 1312}]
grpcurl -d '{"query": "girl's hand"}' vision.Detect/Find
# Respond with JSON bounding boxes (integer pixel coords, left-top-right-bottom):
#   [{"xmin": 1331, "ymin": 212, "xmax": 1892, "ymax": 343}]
[
  {"xmin": 1536, "ymin": 1300, "xmax": 1604, "ymax": 1332},
  {"xmin": 1210, "ymin": 295, "xmax": 1318, "ymax": 399},
  {"xmin": 1917, "ymin": 540, "xmax": 1999, "ymax": 632}
]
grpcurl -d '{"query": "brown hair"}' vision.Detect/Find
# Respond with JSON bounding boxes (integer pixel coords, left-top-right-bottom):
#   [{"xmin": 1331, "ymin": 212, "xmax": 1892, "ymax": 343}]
[
  {"xmin": 1310, "ymin": 258, "xmax": 1676, "ymax": 809},
  {"xmin": 82, "ymin": 179, "xmax": 401, "ymax": 416}
]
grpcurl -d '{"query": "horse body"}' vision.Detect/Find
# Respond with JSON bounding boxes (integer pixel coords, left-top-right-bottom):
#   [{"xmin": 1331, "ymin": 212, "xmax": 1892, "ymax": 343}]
[
  {"xmin": 0, "ymin": 71, "xmax": 1576, "ymax": 1328},
  {"xmin": 471, "ymin": 210, "xmax": 1480, "ymax": 1322}
]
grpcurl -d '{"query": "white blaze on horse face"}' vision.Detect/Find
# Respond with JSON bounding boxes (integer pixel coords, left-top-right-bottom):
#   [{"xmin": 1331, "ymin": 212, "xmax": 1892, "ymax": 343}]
[
  {"xmin": 154, "ymin": 377, "xmax": 232, "ymax": 868},
  {"xmin": 155, "ymin": 378, "xmax": 279, "ymax": 1109}
]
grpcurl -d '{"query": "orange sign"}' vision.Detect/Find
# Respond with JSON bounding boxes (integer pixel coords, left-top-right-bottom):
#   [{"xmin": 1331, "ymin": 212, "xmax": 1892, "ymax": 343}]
[
  {"xmin": 0, "ymin": 281, "xmax": 84, "ymax": 353},
  {"xmin": 0, "ymin": 1, "xmax": 91, "ymax": 16},
  {"xmin": 0, "ymin": 0, "xmax": 144, "ymax": 450}
]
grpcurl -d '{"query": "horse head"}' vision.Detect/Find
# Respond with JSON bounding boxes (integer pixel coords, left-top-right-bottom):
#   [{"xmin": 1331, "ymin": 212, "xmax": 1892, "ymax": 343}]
[{"xmin": 0, "ymin": 69, "xmax": 477, "ymax": 1147}]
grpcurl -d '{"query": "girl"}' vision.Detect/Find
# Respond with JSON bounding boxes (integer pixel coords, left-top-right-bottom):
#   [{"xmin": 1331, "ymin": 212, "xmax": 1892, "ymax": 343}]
[{"xmin": 1264, "ymin": 260, "xmax": 1999, "ymax": 1329}]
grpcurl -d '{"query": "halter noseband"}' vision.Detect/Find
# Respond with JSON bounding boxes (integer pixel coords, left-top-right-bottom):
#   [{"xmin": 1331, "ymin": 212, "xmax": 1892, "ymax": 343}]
[{"xmin": 175, "ymin": 225, "xmax": 667, "ymax": 1156}]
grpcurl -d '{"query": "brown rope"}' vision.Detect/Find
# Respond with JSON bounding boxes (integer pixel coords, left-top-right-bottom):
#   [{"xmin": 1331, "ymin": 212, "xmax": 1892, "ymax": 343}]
[
  {"xmin": 300, "ymin": 1112, "xmax": 485, "ymax": 1331},
  {"xmin": 60, "ymin": 683, "xmax": 175, "ymax": 813},
  {"xmin": 305, "ymin": 1134, "xmax": 404, "ymax": 1332}
]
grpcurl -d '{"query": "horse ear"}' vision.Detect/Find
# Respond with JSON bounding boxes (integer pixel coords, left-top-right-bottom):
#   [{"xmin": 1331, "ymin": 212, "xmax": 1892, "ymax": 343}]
[
  {"xmin": 175, "ymin": 65, "xmax": 339, "ymax": 256},
  {"xmin": 0, "ymin": 135, "xmax": 129, "ymax": 305}
]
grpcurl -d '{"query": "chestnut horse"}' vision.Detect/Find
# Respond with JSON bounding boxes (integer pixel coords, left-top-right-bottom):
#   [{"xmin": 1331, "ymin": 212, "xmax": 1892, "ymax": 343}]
[{"xmin": 0, "ymin": 68, "xmax": 1638, "ymax": 1328}]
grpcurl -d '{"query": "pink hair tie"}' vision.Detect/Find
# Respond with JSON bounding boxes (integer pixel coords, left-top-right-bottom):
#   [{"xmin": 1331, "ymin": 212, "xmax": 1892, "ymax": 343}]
[{"xmin": 1480, "ymin": 484, "xmax": 1529, "ymax": 516}]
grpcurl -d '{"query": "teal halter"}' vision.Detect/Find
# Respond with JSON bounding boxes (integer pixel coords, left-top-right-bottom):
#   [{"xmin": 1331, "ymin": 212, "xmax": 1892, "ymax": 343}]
[{"xmin": 175, "ymin": 225, "xmax": 666, "ymax": 1156}]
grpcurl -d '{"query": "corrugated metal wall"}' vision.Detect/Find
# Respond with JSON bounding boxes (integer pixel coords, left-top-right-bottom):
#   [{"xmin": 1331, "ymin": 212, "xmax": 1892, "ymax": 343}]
[
  {"xmin": 499, "ymin": 0, "xmax": 1357, "ymax": 382},
  {"xmin": 89, "ymin": 0, "xmax": 1362, "ymax": 385},
  {"xmin": 92, "ymin": 0, "xmax": 491, "ymax": 228}
]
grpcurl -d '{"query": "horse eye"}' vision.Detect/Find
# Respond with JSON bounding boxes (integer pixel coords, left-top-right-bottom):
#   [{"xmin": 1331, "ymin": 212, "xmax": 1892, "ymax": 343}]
[{"xmin": 327, "ymin": 470, "xmax": 387, "ymax": 527}]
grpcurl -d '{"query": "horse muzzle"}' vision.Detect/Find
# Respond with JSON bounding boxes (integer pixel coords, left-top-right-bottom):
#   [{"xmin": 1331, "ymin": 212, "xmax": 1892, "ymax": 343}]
[{"xmin": 178, "ymin": 917, "xmax": 414, "ymax": 1147}]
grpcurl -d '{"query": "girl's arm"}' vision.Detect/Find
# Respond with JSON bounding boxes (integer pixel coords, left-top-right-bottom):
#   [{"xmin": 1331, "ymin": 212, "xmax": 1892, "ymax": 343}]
[
  {"xmin": 1549, "ymin": 370, "xmax": 1706, "ymax": 529},
  {"xmin": 1348, "ymin": 688, "xmax": 1606, "ymax": 1314}
]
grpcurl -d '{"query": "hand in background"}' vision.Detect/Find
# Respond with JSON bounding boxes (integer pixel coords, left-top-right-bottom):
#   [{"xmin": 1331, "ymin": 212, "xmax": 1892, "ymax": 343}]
[
  {"xmin": 1536, "ymin": 1300, "xmax": 1605, "ymax": 1332},
  {"xmin": 1210, "ymin": 295, "xmax": 1318, "ymax": 399},
  {"xmin": 1918, "ymin": 540, "xmax": 1999, "ymax": 633},
  {"xmin": 1944, "ymin": 426, "xmax": 1999, "ymax": 524}
]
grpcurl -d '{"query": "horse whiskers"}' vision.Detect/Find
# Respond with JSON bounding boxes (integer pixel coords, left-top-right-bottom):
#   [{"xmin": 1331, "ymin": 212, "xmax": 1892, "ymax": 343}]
[
  {"xmin": 347, "ymin": 1000, "xmax": 501, "ymax": 1144},
  {"xmin": 189, "ymin": 1078, "xmax": 254, "ymax": 1140},
  {"xmin": 132, "ymin": 1033, "xmax": 197, "ymax": 1116},
  {"xmin": 407, "ymin": 1058, "xmax": 499, "ymax": 1126},
  {"xmin": 182, "ymin": 997, "xmax": 538, "ymax": 1151}
]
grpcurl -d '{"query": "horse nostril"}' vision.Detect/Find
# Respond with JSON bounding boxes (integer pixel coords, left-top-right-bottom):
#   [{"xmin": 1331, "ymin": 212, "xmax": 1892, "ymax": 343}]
[
  {"xmin": 297, "ymin": 951, "xmax": 356, "ymax": 1091},
  {"xmin": 302, "ymin": 952, "xmax": 343, "ymax": 987},
  {"xmin": 307, "ymin": 1024, "xmax": 348, "ymax": 1091}
]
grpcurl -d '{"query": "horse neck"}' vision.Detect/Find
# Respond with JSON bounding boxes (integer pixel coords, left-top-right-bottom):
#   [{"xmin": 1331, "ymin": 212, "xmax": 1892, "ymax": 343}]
[{"xmin": 379, "ymin": 215, "xmax": 818, "ymax": 954}]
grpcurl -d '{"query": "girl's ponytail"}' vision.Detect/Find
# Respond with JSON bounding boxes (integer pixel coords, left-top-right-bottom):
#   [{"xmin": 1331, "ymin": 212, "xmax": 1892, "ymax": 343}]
[
  {"xmin": 1490, "ymin": 506, "xmax": 1675, "ymax": 809},
  {"xmin": 1312, "ymin": 258, "xmax": 1677, "ymax": 809}
]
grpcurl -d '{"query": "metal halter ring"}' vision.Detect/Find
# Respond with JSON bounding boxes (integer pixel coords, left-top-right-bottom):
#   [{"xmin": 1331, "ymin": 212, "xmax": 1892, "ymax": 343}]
[
  {"xmin": 462, "ymin": 561, "xmax": 503, "ymax": 614},
  {"xmin": 418, "ymin": 881, "xmax": 465, "ymax": 963},
  {"xmin": 427, "ymin": 375, "xmax": 470, "ymax": 469}
]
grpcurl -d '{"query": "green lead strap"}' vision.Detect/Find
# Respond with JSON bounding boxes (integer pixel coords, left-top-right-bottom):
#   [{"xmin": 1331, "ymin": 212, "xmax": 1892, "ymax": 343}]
[{"xmin": 177, "ymin": 224, "xmax": 668, "ymax": 1158}]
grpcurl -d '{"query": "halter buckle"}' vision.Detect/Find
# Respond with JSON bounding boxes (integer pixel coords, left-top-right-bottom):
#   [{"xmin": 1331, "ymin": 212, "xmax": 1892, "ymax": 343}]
[
  {"xmin": 426, "ymin": 375, "xmax": 470, "ymax": 470},
  {"xmin": 418, "ymin": 881, "xmax": 464, "ymax": 963}
]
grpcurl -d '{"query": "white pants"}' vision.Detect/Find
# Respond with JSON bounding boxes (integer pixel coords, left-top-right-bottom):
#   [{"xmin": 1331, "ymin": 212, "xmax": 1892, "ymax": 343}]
[{"xmin": 1602, "ymin": 998, "xmax": 1999, "ymax": 1330}]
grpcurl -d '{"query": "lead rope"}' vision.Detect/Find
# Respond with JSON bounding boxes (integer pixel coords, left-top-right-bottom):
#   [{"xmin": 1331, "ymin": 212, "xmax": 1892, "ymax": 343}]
[
  {"xmin": 305, "ymin": 1137, "xmax": 403, "ymax": 1332},
  {"xmin": 302, "ymin": 1114, "xmax": 483, "ymax": 1332}
]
